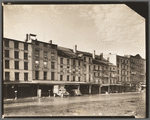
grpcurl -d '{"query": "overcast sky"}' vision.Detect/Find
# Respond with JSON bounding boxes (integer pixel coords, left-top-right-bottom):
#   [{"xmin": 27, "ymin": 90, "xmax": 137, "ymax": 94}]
[{"xmin": 4, "ymin": 4, "xmax": 145, "ymax": 58}]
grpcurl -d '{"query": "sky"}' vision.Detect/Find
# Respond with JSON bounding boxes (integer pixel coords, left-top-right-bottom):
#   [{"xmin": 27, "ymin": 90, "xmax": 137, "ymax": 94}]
[{"xmin": 3, "ymin": 4, "xmax": 145, "ymax": 58}]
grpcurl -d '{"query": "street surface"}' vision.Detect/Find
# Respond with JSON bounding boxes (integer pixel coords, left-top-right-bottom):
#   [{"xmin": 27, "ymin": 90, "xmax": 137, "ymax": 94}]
[{"xmin": 3, "ymin": 92, "xmax": 146, "ymax": 118}]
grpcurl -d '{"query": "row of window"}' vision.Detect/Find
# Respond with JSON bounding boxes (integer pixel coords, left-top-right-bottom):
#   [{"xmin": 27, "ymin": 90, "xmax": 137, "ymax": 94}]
[
  {"xmin": 5, "ymin": 50, "xmax": 28, "ymax": 59},
  {"xmin": 117, "ymin": 64, "xmax": 129, "ymax": 69},
  {"xmin": 5, "ymin": 72, "xmax": 28, "ymax": 81},
  {"xmin": 35, "ymin": 61, "xmax": 55, "ymax": 69},
  {"xmin": 5, "ymin": 40, "xmax": 28, "ymax": 50},
  {"xmin": 5, "ymin": 60, "xmax": 28, "ymax": 70},
  {"xmin": 83, "ymin": 57, "xmax": 92, "ymax": 63},
  {"xmin": 131, "ymin": 59, "xmax": 142, "ymax": 64},
  {"xmin": 35, "ymin": 50, "xmax": 56, "ymax": 57},
  {"xmin": 118, "ymin": 70, "xmax": 129, "ymax": 75},
  {"xmin": 118, "ymin": 76, "xmax": 130, "ymax": 82},
  {"xmin": 117, "ymin": 58, "xmax": 129, "ymax": 64},
  {"xmin": 60, "ymin": 58, "xmax": 81, "ymax": 66}
]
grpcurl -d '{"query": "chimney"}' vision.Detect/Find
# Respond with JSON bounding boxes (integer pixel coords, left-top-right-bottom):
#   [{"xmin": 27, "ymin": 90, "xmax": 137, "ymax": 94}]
[
  {"xmin": 49, "ymin": 40, "xmax": 52, "ymax": 44},
  {"xmin": 73, "ymin": 45, "xmax": 77, "ymax": 53},
  {"xmin": 100, "ymin": 53, "xmax": 103, "ymax": 59},
  {"xmin": 107, "ymin": 57, "xmax": 109, "ymax": 61},
  {"xmin": 92, "ymin": 50, "xmax": 95, "ymax": 59},
  {"xmin": 25, "ymin": 34, "xmax": 28, "ymax": 42}
]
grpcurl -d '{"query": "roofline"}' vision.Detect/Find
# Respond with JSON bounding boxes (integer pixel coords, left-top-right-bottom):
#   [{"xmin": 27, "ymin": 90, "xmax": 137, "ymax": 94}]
[{"xmin": 3, "ymin": 37, "xmax": 32, "ymax": 44}]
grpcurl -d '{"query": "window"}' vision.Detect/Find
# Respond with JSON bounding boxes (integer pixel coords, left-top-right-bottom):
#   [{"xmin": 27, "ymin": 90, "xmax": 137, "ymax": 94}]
[
  {"xmin": 73, "ymin": 76, "xmax": 75, "ymax": 81},
  {"xmin": 44, "ymin": 72, "xmax": 47, "ymax": 80},
  {"xmin": 89, "ymin": 58, "xmax": 91, "ymax": 63},
  {"xmin": 35, "ymin": 71, "xmax": 39, "ymax": 80},
  {"xmin": 35, "ymin": 50, "xmax": 39, "ymax": 57},
  {"xmin": 121, "ymin": 77, "xmax": 122, "ymax": 81},
  {"xmin": 118, "ymin": 70, "xmax": 119, "ymax": 74},
  {"xmin": 67, "ymin": 59, "xmax": 69, "ymax": 65},
  {"xmin": 94, "ymin": 65, "xmax": 95, "ymax": 70},
  {"xmin": 78, "ymin": 77, "xmax": 80, "ymax": 82},
  {"xmin": 5, "ymin": 50, "xmax": 9, "ymax": 58},
  {"xmin": 35, "ymin": 60, "xmax": 39, "ymax": 68},
  {"xmin": 94, "ymin": 72, "xmax": 96, "ymax": 76},
  {"xmin": 51, "ymin": 62, "xmax": 55, "ymax": 69},
  {"xmin": 15, "ymin": 72, "xmax": 19, "ymax": 81},
  {"xmin": 117, "ymin": 64, "xmax": 119, "ymax": 68},
  {"xmin": 124, "ymin": 60, "xmax": 125, "ymax": 63},
  {"xmin": 24, "ymin": 62, "xmax": 28, "ymax": 70},
  {"xmin": 78, "ymin": 61, "xmax": 80, "ymax": 66},
  {"xmin": 117, "ymin": 58, "xmax": 119, "ymax": 62},
  {"xmin": 24, "ymin": 73, "xmax": 28, "ymax": 81},
  {"xmin": 14, "ymin": 51, "xmax": 19, "ymax": 59},
  {"xmin": 14, "ymin": 42, "xmax": 19, "ymax": 49},
  {"xmin": 84, "ymin": 74, "xmax": 86, "ymax": 81},
  {"xmin": 84, "ymin": 64, "xmax": 86, "ymax": 70},
  {"xmin": 5, "ymin": 60, "xmax": 9, "ymax": 69},
  {"xmin": 60, "ymin": 75, "xmax": 63, "ymax": 81},
  {"xmin": 98, "ymin": 73, "xmax": 100, "ymax": 76},
  {"xmin": 24, "ymin": 43, "xmax": 28, "ymax": 50},
  {"xmin": 44, "ymin": 51, "xmax": 47, "ymax": 58},
  {"xmin": 127, "ymin": 60, "xmax": 128, "ymax": 64},
  {"xmin": 89, "ymin": 65, "xmax": 90, "ymax": 71},
  {"xmin": 110, "ymin": 67, "xmax": 111, "ymax": 70},
  {"xmin": 73, "ymin": 60, "xmax": 75, "ymax": 65},
  {"xmin": 5, "ymin": 40, "xmax": 9, "ymax": 47},
  {"xmin": 98, "ymin": 66, "xmax": 100, "ymax": 70},
  {"xmin": 67, "ymin": 75, "xmax": 69, "ymax": 81},
  {"xmin": 24, "ymin": 53, "xmax": 28, "ymax": 60},
  {"xmin": 118, "ymin": 76, "xmax": 119, "ymax": 81},
  {"xmin": 121, "ymin": 59, "xmax": 122, "ymax": 63},
  {"xmin": 5, "ymin": 72, "xmax": 9, "ymax": 81},
  {"xmin": 89, "ymin": 75, "xmax": 91, "ymax": 82},
  {"xmin": 51, "ymin": 72, "xmax": 55, "ymax": 80},
  {"xmin": 60, "ymin": 58, "xmax": 63, "ymax": 64},
  {"xmin": 84, "ymin": 57, "xmax": 86, "ymax": 62},
  {"xmin": 15, "ymin": 61, "xmax": 19, "ymax": 69}
]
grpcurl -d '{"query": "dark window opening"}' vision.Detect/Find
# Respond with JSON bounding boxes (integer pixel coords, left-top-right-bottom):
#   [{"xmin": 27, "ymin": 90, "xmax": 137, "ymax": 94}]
[
  {"xmin": 5, "ymin": 50, "xmax": 9, "ymax": 58},
  {"xmin": 60, "ymin": 75, "xmax": 63, "ymax": 81},
  {"xmin": 51, "ymin": 72, "xmax": 55, "ymax": 80},
  {"xmin": 5, "ymin": 60, "xmax": 9, "ymax": 69},
  {"xmin": 24, "ymin": 62, "xmax": 28, "ymax": 70},
  {"xmin": 5, "ymin": 72, "xmax": 10, "ymax": 81},
  {"xmin": 14, "ymin": 42, "xmax": 19, "ymax": 49},
  {"xmin": 67, "ymin": 75, "xmax": 69, "ymax": 81},
  {"xmin": 5, "ymin": 40, "xmax": 9, "ymax": 47},
  {"xmin": 15, "ymin": 72, "xmax": 19, "ymax": 81},
  {"xmin": 15, "ymin": 61, "xmax": 19, "ymax": 69},
  {"xmin": 24, "ymin": 43, "xmax": 28, "ymax": 50},
  {"xmin": 44, "ymin": 72, "xmax": 47, "ymax": 80},
  {"xmin": 24, "ymin": 73, "xmax": 28, "ymax": 81},
  {"xmin": 35, "ymin": 71, "xmax": 39, "ymax": 80},
  {"xmin": 24, "ymin": 53, "xmax": 28, "ymax": 60},
  {"xmin": 51, "ymin": 62, "xmax": 55, "ymax": 69}
]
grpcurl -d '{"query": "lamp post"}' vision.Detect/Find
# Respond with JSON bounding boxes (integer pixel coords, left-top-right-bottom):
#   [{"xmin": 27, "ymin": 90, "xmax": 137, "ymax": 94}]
[
  {"xmin": 48, "ymin": 90, "xmax": 51, "ymax": 97},
  {"xmin": 15, "ymin": 90, "xmax": 17, "ymax": 100}
]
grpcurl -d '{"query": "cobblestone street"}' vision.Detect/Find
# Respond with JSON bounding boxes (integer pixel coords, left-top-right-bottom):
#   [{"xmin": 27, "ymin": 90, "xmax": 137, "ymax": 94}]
[{"xmin": 3, "ymin": 92, "xmax": 146, "ymax": 118}]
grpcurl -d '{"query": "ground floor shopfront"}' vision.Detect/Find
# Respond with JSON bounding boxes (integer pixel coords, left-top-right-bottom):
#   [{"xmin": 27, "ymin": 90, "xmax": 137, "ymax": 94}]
[{"xmin": 3, "ymin": 81, "xmax": 137, "ymax": 99}]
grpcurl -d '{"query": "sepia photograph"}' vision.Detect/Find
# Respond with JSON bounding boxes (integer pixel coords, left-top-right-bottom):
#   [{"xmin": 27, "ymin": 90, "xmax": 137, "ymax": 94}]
[{"xmin": 2, "ymin": 2, "xmax": 147, "ymax": 118}]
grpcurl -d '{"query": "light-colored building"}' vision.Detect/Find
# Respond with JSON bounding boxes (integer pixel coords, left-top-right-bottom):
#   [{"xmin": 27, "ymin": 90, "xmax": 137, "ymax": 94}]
[{"xmin": 3, "ymin": 38, "xmax": 33, "ymax": 98}]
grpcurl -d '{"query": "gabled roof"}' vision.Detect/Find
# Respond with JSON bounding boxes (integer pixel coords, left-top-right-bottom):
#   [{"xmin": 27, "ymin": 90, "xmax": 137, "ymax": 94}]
[{"xmin": 57, "ymin": 46, "xmax": 77, "ymax": 58}]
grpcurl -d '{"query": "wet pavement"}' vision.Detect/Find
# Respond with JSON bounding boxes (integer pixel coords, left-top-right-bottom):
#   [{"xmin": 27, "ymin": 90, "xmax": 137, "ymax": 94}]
[{"xmin": 3, "ymin": 92, "xmax": 146, "ymax": 118}]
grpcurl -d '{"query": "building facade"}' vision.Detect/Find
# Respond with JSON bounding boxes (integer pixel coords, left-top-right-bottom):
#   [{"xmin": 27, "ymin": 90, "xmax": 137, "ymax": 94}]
[
  {"xmin": 3, "ymin": 38, "xmax": 34, "ymax": 98},
  {"xmin": 3, "ymin": 36, "xmax": 146, "ymax": 99}
]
